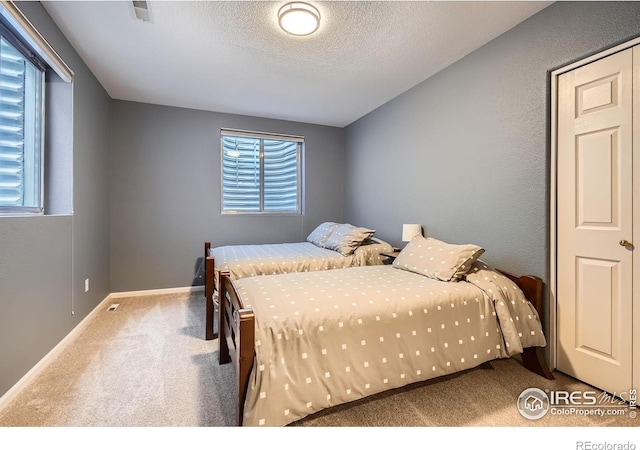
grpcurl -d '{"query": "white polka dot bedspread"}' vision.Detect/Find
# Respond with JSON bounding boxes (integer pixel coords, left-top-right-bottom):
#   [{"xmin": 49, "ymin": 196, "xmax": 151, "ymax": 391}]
[
  {"xmin": 234, "ymin": 262, "xmax": 546, "ymax": 426},
  {"xmin": 210, "ymin": 240, "xmax": 393, "ymax": 283}
]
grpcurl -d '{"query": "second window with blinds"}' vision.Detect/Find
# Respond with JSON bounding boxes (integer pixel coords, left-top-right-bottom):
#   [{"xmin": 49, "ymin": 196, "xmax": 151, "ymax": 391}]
[
  {"xmin": 0, "ymin": 21, "xmax": 46, "ymax": 214},
  {"xmin": 220, "ymin": 129, "xmax": 303, "ymax": 214}
]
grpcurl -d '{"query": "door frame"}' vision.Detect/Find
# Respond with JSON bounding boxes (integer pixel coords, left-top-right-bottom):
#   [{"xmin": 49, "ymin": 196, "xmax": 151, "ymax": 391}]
[{"xmin": 550, "ymin": 36, "xmax": 640, "ymax": 371}]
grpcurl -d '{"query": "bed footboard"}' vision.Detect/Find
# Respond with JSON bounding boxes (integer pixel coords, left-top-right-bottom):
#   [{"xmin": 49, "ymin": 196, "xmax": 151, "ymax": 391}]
[
  {"xmin": 218, "ymin": 270, "xmax": 255, "ymax": 426},
  {"xmin": 204, "ymin": 242, "xmax": 217, "ymax": 340},
  {"xmin": 498, "ymin": 270, "xmax": 554, "ymax": 380}
]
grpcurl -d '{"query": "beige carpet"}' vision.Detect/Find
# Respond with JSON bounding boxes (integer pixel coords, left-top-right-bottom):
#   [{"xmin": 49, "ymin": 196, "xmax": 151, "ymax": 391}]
[{"xmin": 0, "ymin": 291, "xmax": 636, "ymax": 432}]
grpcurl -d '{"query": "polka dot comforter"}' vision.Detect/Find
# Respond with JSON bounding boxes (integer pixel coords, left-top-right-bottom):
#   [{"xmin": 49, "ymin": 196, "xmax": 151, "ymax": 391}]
[
  {"xmin": 209, "ymin": 239, "xmax": 393, "ymax": 283},
  {"xmin": 234, "ymin": 262, "xmax": 546, "ymax": 426}
]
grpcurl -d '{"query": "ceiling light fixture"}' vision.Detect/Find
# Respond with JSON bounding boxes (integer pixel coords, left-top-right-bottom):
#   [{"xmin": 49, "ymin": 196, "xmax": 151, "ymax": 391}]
[{"xmin": 278, "ymin": 2, "xmax": 320, "ymax": 36}]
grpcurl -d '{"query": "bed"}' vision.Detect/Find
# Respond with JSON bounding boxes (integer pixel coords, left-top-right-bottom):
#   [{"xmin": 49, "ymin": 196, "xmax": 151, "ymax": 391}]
[
  {"xmin": 217, "ymin": 236, "xmax": 554, "ymax": 426},
  {"xmin": 204, "ymin": 222, "xmax": 394, "ymax": 339}
]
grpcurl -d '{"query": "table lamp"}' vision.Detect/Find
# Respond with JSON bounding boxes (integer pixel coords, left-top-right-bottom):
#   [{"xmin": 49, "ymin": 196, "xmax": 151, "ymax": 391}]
[{"xmin": 402, "ymin": 223, "xmax": 422, "ymax": 242}]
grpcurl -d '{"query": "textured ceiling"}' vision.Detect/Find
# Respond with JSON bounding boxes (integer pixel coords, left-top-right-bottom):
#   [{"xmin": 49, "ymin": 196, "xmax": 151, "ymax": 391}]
[{"xmin": 41, "ymin": 1, "xmax": 552, "ymax": 127}]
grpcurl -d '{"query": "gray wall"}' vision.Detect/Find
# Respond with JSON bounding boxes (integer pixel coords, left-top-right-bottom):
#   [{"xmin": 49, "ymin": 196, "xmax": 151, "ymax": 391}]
[
  {"xmin": 343, "ymin": 1, "xmax": 640, "ymax": 339},
  {"xmin": 0, "ymin": 2, "xmax": 111, "ymax": 398},
  {"xmin": 110, "ymin": 101, "xmax": 345, "ymax": 292},
  {"xmin": 345, "ymin": 1, "xmax": 640, "ymax": 277}
]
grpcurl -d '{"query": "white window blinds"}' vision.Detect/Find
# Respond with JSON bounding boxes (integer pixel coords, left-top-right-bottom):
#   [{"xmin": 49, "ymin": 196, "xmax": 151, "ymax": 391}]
[
  {"xmin": 0, "ymin": 34, "xmax": 43, "ymax": 210},
  {"xmin": 0, "ymin": 1, "xmax": 72, "ymax": 214},
  {"xmin": 221, "ymin": 129, "xmax": 303, "ymax": 214}
]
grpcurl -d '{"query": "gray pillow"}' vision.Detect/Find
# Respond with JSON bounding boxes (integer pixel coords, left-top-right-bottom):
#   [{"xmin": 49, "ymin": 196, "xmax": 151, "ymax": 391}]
[
  {"xmin": 306, "ymin": 222, "xmax": 339, "ymax": 247},
  {"xmin": 393, "ymin": 236, "xmax": 485, "ymax": 282},
  {"xmin": 323, "ymin": 223, "xmax": 376, "ymax": 256}
]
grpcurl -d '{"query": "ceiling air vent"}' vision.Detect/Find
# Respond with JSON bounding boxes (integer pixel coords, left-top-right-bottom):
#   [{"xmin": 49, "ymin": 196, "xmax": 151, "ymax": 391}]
[{"xmin": 132, "ymin": 1, "xmax": 153, "ymax": 23}]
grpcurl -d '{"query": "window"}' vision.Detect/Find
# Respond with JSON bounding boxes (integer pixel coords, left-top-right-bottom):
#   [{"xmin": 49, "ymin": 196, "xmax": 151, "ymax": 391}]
[
  {"xmin": 221, "ymin": 129, "xmax": 303, "ymax": 214},
  {"xmin": 0, "ymin": 20, "xmax": 45, "ymax": 214}
]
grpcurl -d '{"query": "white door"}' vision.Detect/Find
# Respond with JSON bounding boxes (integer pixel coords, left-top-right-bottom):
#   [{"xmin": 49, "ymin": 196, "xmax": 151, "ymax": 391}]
[{"xmin": 557, "ymin": 47, "xmax": 634, "ymax": 396}]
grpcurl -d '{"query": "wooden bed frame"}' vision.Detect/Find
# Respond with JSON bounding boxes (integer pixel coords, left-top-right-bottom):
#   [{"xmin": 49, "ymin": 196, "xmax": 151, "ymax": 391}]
[
  {"xmin": 204, "ymin": 241, "xmax": 216, "ymax": 340},
  {"xmin": 218, "ymin": 267, "xmax": 555, "ymax": 426}
]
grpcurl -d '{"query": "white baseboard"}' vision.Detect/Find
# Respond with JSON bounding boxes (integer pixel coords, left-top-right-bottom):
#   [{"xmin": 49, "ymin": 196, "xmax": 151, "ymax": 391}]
[
  {"xmin": 0, "ymin": 294, "xmax": 112, "ymax": 412},
  {"xmin": 0, "ymin": 285, "xmax": 205, "ymax": 414},
  {"xmin": 107, "ymin": 285, "xmax": 204, "ymax": 299}
]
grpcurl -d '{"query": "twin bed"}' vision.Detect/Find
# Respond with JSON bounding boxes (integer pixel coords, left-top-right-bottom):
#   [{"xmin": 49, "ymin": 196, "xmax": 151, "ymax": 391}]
[
  {"xmin": 213, "ymin": 233, "xmax": 554, "ymax": 426},
  {"xmin": 204, "ymin": 222, "xmax": 394, "ymax": 339}
]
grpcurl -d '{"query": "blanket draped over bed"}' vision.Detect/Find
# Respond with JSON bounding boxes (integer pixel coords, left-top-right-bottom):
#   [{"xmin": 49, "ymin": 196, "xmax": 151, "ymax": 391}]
[{"xmin": 232, "ymin": 262, "xmax": 546, "ymax": 426}]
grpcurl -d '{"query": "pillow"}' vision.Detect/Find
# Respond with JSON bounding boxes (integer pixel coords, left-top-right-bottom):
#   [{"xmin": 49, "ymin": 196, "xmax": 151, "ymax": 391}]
[
  {"xmin": 322, "ymin": 223, "xmax": 376, "ymax": 256},
  {"xmin": 392, "ymin": 236, "xmax": 484, "ymax": 282},
  {"xmin": 306, "ymin": 222, "xmax": 339, "ymax": 247}
]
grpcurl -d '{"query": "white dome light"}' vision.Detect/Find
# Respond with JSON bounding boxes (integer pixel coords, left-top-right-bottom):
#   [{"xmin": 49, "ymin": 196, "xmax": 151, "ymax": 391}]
[{"xmin": 278, "ymin": 2, "xmax": 320, "ymax": 36}]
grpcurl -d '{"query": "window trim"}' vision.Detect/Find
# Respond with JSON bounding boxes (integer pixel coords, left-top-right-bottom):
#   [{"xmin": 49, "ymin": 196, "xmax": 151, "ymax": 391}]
[{"xmin": 220, "ymin": 128, "xmax": 304, "ymax": 215}]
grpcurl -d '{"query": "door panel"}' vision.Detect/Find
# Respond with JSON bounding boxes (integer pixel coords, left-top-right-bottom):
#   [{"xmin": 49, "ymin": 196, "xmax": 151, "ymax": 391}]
[
  {"xmin": 576, "ymin": 128, "xmax": 617, "ymax": 227},
  {"xmin": 575, "ymin": 257, "xmax": 616, "ymax": 358},
  {"xmin": 577, "ymin": 74, "xmax": 619, "ymax": 116}
]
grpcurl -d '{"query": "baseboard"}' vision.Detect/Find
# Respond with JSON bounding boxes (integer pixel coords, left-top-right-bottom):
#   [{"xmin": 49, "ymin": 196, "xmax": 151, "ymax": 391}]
[
  {"xmin": 0, "ymin": 293, "xmax": 114, "ymax": 413},
  {"xmin": 0, "ymin": 284, "xmax": 205, "ymax": 414},
  {"xmin": 107, "ymin": 285, "xmax": 204, "ymax": 299}
]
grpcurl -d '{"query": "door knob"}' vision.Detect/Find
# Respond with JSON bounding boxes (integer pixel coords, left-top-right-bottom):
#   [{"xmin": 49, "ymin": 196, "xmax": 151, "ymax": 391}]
[{"xmin": 619, "ymin": 239, "xmax": 632, "ymax": 247}]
